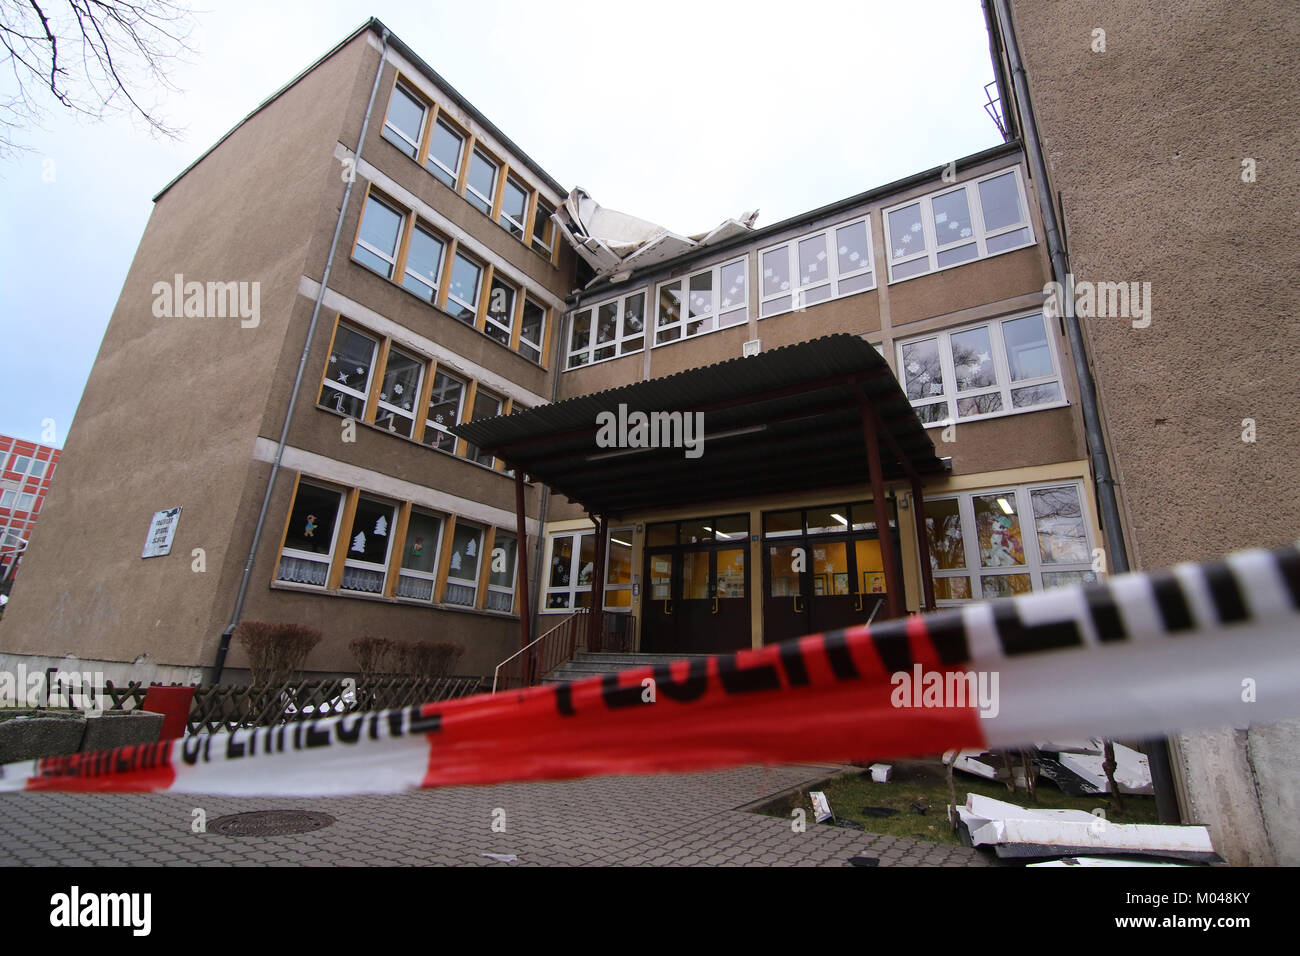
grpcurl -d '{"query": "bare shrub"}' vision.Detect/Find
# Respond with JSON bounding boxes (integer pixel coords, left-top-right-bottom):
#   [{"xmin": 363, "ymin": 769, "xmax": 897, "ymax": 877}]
[
  {"xmin": 234, "ymin": 621, "xmax": 322, "ymax": 686},
  {"xmin": 349, "ymin": 636, "xmax": 397, "ymax": 677}
]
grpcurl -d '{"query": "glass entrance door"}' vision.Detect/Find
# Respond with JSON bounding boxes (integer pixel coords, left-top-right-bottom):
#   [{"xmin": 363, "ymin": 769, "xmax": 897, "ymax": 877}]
[{"xmin": 642, "ymin": 516, "xmax": 750, "ymax": 654}]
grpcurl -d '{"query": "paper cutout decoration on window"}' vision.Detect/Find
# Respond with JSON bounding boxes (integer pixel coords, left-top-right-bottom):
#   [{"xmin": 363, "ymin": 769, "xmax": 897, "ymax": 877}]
[
  {"xmin": 394, "ymin": 383, "xmax": 404, "ymax": 395},
  {"xmin": 352, "ymin": 531, "xmax": 366, "ymax": 553},
  {"xmin": 465, "ymin": 538, "xmax": 477, "ymax": 557},
  {"xmin": 304, "ymin": 515, "xmax": 317, "ymax": 538},
  {"xmin": 450, "ymin": 551, "xmax": 462, "ymax": 570},
  {"xmin": 411, "ymin": 537, "xmax": 423, "ymax": 556},
  {"xmin": 374, "ymin": 515, "xmax": 388, "ymax": 537}
]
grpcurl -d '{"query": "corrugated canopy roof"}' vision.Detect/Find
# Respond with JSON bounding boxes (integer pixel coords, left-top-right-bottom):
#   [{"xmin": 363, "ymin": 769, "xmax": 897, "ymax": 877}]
[{"xmin": 451, "ymin": 334, "xmax": 949, "ymax": 517}]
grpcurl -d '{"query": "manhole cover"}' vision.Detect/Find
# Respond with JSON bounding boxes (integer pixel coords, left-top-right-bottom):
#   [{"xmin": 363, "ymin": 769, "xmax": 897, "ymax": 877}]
[{"xmin": 209, "ymin": 810, "xmax": 335, "ymax": 837}]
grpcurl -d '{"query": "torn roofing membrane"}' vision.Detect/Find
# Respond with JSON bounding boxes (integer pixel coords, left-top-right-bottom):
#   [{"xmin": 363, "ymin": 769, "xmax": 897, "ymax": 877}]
[{"xmin": 556, "ymin": 187, "xmax": 759, "ymax": 286}]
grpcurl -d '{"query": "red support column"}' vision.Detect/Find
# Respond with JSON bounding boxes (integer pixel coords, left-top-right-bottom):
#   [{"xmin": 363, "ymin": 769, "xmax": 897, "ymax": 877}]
[
  {"xmin": 858, "ymin": 392, "xmax": 905, "ymax": 619},
  {"xmin": 911, "ymin": 477, "xmax": 937, "ymax": 612}
]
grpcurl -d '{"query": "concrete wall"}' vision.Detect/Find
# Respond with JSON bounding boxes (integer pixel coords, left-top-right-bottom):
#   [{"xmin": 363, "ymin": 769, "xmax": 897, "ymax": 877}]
[{"xmin": 1006, "ymin": 0, "xmax": 1300, "ymax": 864}]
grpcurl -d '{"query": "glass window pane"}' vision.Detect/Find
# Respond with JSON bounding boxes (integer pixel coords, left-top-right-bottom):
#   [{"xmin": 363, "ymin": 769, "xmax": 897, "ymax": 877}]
[
  {"xmin": 577, "ymin": 533, "xmax": 596, "ymax": 587},
  {"xmin": 767, "ymin": 545, "xmax": 802, "ymax": 596},
  {"xmin": 957, "ymin": 393, "xmax": 1003, "ymax": 417},
  {"xmin": 934, "ymin": 576, "xmax": 972, "ymax": 600},
  {"xmin": 358, "ymin": 197, "xmax": 403, "ymax": 274},
  {"xmin": 762, "ymin": 246, "xmax": 791, "ymax": 298},
  {"xmin": 986, "ymin": 227, "xmax": 1031, "ymax": 254},
  {"xmin": 931, "ymin": 188, "xmax": 973, "ymax": 246},
  {"xmin": 901, "ymin": 339, "xmax": 943, "ymax": 400},
  {"xmin": 425, "ymin": 371, "xmax": 464, "ymax": 451},
  {"xmin": 649, "ymin": 553, "xmax": 673, "ymax": 599},
  {"xmin": 570, "ymin": 309, "xmax": 591, "ymax": 355},
  {"xmin": 714, "ymin": 549, "xmax": 744, "ymax": 599},
  {"xmin": 950, "ymin": 326, "xmax": 997, "ymax": 391},
  {"xmin": 806, "ymin": 506, "xmax": 850, "ymax": 535},
  {"xmin": 501, "ymin": 178, "xmax": 528, "ymax": 235},
  {"xmin": 490, "ymin": 535, "xmax": 517, "ymax": 589},
  {"xmin": 812, "ymin": 542, "xmax": 849, "ymax": 595},
  {"xmin": 924, "ymin": 498, "xmax": 967, "ymax": 571},
  {"xmin": 623, "ymin": 293, "xmax": 645, "ymax": 336},
  {"xmin": 978, "ymin": 172, "xmax": 1023, "ymax": 232},
  {"xmin": 719, "ymin": 260, "xmax": 746, "ymax": 312},
  {"xmin": 764, "ymin": 509, "xmax": 801, "ymax": 538},
  {"xmin": 1003, "ymin": 314, "xmax": 1053, "ymax": 381},
  {"xmin": 981, "ymin": 573, "xmax": 1033, "ymax": 599},
  {"xmin": 521, "ymin": 298, "xmax": 545, "ymax": 347},
  {"xmin": 486, "ymin": 277, "xmax": 516, "ymax": 344},
  {"xmin": 284, "ymin": 484, "xmax": 342, "ymax": 555},
  {"xmin": 798, "ymin": 234, "xmax": 829, "ymax": 287},
  {"xmin": 446, "ymin": 523, "xmax": 482, "ymax": 582},
  {"xmin": 892, "ymin": 257, "xmax": 930, "ymax": 280},
  {"xmin": 596, "ymin": 302, "xmax": 618, "ymax": 345},
  {"xmin": 428, "ymin": 120, "xmax": 464, "ymax": 187},
  {"xmin": 713, "ymin": 514, "xmax": 748, "ymax": 540},
  {"xmin": 532, "ymin": 200, "xmax": 555, "ymax": 250},
  {"xmin": 682, "ymin": 551, "xmax": 710, "ymax": 599},
  {"xmin": 347, "ymin": 498, "xmax": 396, "ymax": 566},
  {"xmin": 680, "ymin": 519, "xmax": 711, "ymax": 545},
  {"xmin": 836, "ymin": 221, "xmax": 870, "ymax": 275},
  {"xmin": 937, "ymin": 243, "xmax": 978, "ymax": 268},
  {"xmin": 888, "ymin": 203, "xmax": 925, "ymax": 261},
  {"xmin": 607, "ymin": 532, "xmax": 633, "ymax": 586},
  {"xmin": 837, "ymin": 272, "xmax": 874, "ymax": 296},
  {"xmin": 974, "ymin": 493, "xmax": 1027, "ymax": 567},
  {"xmin": 320, "ymin": 325, "xmax": 377, "ymax": 417},
  {"xmin": 647, "ymin": 522, "xmax": 676, "ymax": 547},
  {"xmin": 467, "ymin": 151, "xmax": 497, "ymax": 212},
  {"xmin": 447, "ymin": 253, "xmax": 481, "ymax": 321},
  {"xmin": 1042, "ymin": 570, "xmax": 1098, "ymax": 590},
  {"xmin": 549, "ymin": 535, "xmax": 575, "ymax": 587},
  {"xmin": 687, "ymin": 271, "xmax": 713, "ymax": 318},
  {"xmin": 1031, "ymin": 485, "xmax": 1090, "ymax": 564},
  {"xmin": 404, "ymin": 226, "xmax": 445, "ymax": 299},
  {"xmin": 658, "ymin": 282, "xmax": 682, "ymax": 328},
  {"xmin": 376, "ymin": 350, "xmax": 421, "ymax": 435},
  {"xmin": 1012, "ymin": 382, "xmax": 1062, "ymax": 407},
  {"xmin": 401, "ymin": 512, "xmax": 442, "ymax": 573},
  {"xmin": 384, "ymin": 86, "xmax": 424, "ymax": 156}
]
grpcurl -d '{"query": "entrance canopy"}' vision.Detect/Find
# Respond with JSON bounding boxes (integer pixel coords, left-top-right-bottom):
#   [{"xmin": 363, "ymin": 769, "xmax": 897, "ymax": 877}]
[{"xmin": 452, "ymin": 334, "xmax": 949, "ymax": 517}]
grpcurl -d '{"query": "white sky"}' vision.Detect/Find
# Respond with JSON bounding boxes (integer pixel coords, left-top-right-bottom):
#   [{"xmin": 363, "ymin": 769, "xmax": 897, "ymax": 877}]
[{"xmin": 0, "ymin": 0, "xmax": 1001, "ymax": 445}]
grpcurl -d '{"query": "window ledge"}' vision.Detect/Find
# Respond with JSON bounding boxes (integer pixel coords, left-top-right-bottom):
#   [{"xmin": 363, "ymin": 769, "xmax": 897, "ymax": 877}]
[{"xmin": 270, "ymin": 579, "xmax": 519, "ymax": 618}]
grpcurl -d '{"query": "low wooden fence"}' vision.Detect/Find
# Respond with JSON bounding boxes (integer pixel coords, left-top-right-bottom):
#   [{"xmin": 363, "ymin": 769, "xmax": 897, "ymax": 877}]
[{"xmin": 99, "ymin": 675, "xmax": 487, "ymax": 735}]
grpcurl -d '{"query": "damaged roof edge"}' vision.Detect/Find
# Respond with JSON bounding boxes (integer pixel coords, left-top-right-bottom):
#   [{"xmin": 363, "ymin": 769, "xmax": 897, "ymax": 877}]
[
  {"xmin": 153, "ymin": 18, "xmax": 566, "ymax": 204},
  {"xmin": 570, "ymin": 139, "xmax": 1024, "ymax": 306}
]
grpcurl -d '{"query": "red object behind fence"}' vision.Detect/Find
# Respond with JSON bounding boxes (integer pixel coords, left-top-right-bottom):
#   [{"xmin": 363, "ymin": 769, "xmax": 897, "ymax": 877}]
[{"xmin": 141, "ymin": 685, "xmax": 196, "ymax": 741}]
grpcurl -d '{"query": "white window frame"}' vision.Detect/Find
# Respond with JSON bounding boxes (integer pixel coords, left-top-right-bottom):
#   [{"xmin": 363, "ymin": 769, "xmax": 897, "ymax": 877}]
[
  {"xmin": 925, "ymin": 480, "xmax": 1096, "ymax": 605},
  {"xmin": 443, "ymin": 521, "xmax": 485, "ymax": 607},
  {"xmin": 29, "ymin": 459, "xmax": 46, "ymax": 480},
  {"xmin": 543, "ymin": 530, "xmax": 594, "ymax": 612},
  {"xmin": 484, "ymin": 275, "xmax": 518, "ymax": 346},
  {"xmin": 883, "ymin": 166, "xmax": 1035, "ymax": 283},
  {"xmin": 424, "ymin": 368, "xmax": 467, "ymax": 453},
  {"xmin": 374, "ymin": 347, "xmax": 425, "ymax": 437},
  {"xmin": 278, "ymin": 481, "xmax": 346, "ymax": 589},
  {"xmin": 759, "ymin": 215, "xmax": 876, "ymax": 319},
  {"xmin": 499, "ymin": 174, "xmax": 530, "ymax": 240},
  {"xmin": 518, "ymin": 296, "xmax": 547, "ymax": 363},
  {"xmin": 401, "ymin": 221, "xmax": 447, "ymax": 302},
  {"xmin": 532, "ymin": 198, "xmax": 555, "ymax": 255},
  {"xmin": 341, "ymin": 496, "xmax": 399, "ymax": 595},
  {"xmin": 0, "ymin": 490, "xmax": 13, "ymax": 508},
  {"xmin": 446, "ymin": 250, "xmax": 484, "ymax": 323},
  {"xmin": 10, "ymin": 455, "xmax": 31, "ymax": 475},
  {"xmin": 321, "ymin": 323, "xmax": 380, "ymax": 418},
  {"xmin": 426, "ymin": 116, "xmax": 466, "ymax": 188},
  {"xmin": 603, "ymin": 525, "xmax": 635, "ymax": 613},
  {"xmin": 354, "ymin": 195, "xmax": 406, "ymax": 279},
  {"xmin": 396, "ymin": 509, "xmax": 446, "ymax": 603},
  {"xmin": 382, "ymin": 82, "xmax": 427, "ymax": 159},
  {"xmin": 465, "ymin": 148, "xmax": 499, "ymax": 214},
  {"xmin": 566, "ymin": 288, "xmax": 648, "ymax": 369},
  {"xmin": 896, "ymin": 311, "xmax": 1066, "ymax": 427},
  {"xmin": 465, "ymin": 388, "xmax": 504, "ymax": 468},
  {"xmin": 653, "ymin": 255, "xmax": 749, "ymax": 348},
  {"xmin": 485, "ymin": 531, "xmax": 519, "ymax": 612}
]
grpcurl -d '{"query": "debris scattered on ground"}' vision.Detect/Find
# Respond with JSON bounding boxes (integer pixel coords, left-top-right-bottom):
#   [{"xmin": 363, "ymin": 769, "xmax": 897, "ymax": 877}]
[
  {"xmin": 942, "ymin": 748, "xmax": 1002, "ymax": 780},
  {"xmin": 908, "ymin": 801, "xmax": 930, "ymax": 816},
  {"xmin": 480, "ymin": 853, "xmax": 518, "ymax": 863},
  {"xmin": 810, "ymin": 791, "xmax": 834, "ymax": 823},
  {"xmin": 1059, "ymin": 743, "xmax": 1153, "ymax": 795},
  {"xmin": 835, "ymin": 819, "xmax": 866, "ymax": 830},
  {"xmin": 861, "ymin": 806, "xmax": 900, "ymax": 818},
  {"xmin": 868, "ymin": 763, "xmax": 892, "ymax": 783},
  {"xmin": 1027, "ymin": 856, "xmax": 1190, "ymax": 867},
  {"xmin": 955, "ymin": 794, "xmax": 1220, "ymax": 864},
  {"xmin": 848, "ymin": 856, "xmax": 880, "ymax": 867}
]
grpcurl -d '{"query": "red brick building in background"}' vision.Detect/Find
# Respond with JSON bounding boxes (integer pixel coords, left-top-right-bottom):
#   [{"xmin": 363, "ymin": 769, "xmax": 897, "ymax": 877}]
[{"xmin": 0, "ymin": 435, "xmax": 60, "ymax": 588}]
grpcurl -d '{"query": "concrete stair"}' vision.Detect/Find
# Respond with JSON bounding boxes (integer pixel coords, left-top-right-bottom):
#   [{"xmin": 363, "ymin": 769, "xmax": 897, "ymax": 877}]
[{"xmin": 541, "ymin": 651, "xmax": 715, "ymax": 685}]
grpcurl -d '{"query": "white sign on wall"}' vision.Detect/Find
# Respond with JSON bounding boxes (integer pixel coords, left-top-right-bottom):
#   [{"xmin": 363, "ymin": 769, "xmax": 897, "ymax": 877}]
[{"xmin": 142, "ymin": 507, "xmax": 182, "ymax": 559}]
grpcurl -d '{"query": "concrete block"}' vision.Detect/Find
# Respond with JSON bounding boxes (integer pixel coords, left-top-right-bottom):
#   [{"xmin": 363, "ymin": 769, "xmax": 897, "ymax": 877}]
[
  {"xmin": 80, "ymin": 711, "xmax": 165, "ymax": 752},
  {"xmin": 0, "ymin": 714, "xmax": 86, "ymax": 762}
]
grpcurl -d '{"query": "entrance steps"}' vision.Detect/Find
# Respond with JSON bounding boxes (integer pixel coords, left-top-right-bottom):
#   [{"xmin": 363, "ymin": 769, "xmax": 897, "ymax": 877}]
[{"xmin": 542, "ymin": 652, "xmax": 715, "ymax": 685}]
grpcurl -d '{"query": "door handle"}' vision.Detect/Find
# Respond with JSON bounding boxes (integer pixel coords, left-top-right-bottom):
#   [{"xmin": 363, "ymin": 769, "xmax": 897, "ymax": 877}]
[
  {"xmin": 711, "ymin": 597, "xmax": 719, "ymax": 615},
  {"xmin": 854, "ymin": 593, "xmax": 863, "ymax": 612},
  {"xmin": 793, "ymin": 595, "xmax": 804, "ymax": 614},
  {"xmin": 663, "ymin": 599, "xmax": 674, "ymax": 615}
]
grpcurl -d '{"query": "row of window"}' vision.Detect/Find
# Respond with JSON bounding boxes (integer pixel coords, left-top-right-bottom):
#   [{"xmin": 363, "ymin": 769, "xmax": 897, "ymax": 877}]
[
  {"xmin": 0, "ymin": 489, "xmax": 39, "ymax": 514},
  {"xmin": 319, "ymin": 318, "xmax": 525, "ymax": 470},
  {"xmin": 564, "ymin": 166, "xmax": 1036, "ymax": 369},
  {"xmin": 924, "ymin": 481, "xmax": 1096, "ymax": 602},
  {"xmin": 382, "ymin": 79, "xmax": 558, "ymax": 258},
  {"xmin": 543, "ymin": 528, "xmax": 633, "ymax": 612},
  {"xmin": 5, "ymin": 453, "xmax": 52, "ymax": 481},
  {"xmin": 277, "ymin": 476, "xmax": 518, "ymax": 611},
  {"xmin": 354, "ymin": 189, "xmax": 549, "ymax": 364}
]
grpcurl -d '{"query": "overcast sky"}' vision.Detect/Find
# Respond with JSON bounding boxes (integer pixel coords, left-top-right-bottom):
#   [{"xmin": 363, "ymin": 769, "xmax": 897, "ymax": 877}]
[{"xmin": 0, "ymin": 0, "xmax": 1001, "ymax": 447}]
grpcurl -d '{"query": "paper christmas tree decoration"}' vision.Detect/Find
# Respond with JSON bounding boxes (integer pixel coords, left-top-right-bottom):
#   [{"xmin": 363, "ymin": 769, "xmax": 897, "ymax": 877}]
[
  {"xmin": 352, "ymin": 531, "xmax": 366, "ymax": 553},
  {"xmin": 374, "ymin": 515, "xmax": 388, "ymax": 536}
]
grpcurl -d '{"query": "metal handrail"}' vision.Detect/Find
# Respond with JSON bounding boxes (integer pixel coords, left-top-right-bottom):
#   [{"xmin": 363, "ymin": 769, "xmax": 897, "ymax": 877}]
[{"xmin": 492, "ymin": 609, "xmax": 586, "ymax": 693}]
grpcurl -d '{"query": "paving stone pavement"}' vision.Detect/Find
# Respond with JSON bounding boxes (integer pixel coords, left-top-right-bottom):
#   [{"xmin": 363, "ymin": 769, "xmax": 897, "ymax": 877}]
[{"xmin": 0, "ymin": 764, "xmax": 996, "ymax": 866}]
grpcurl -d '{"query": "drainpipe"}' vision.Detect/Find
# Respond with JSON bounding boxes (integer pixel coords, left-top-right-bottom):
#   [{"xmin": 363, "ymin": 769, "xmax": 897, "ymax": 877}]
[
  {"xmin": 526, "ymin": 304, "xmax": 569, "ymax": 645},
  {"xmin": 212, "ymin": 27, "xmax": 392, "ymax": 683},
  {"xmin": 990, "ymin": 0, "xmax": 1180, "ymax": 823}
]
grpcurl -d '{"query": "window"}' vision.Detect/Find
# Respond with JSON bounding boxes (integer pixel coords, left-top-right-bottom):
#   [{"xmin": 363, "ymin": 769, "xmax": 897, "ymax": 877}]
[
  {"xmin": 760, "ymin": 216, "xmax": 875, "ymax": 317},
  {"xmin": 655, "ymin": 257, "xmax": 747, "ymax": 346},
  {"xmin": 374, "ymin": 348, "xmax": 424, "ymax": 438},
  {"xmin": 341, "ymin": 496, "xmax": 398, "ymax": 594},
  {"xmin": 382, "ymin": 83, "xmax": 426, "ymax": 159},
  {"xmin": 884, "ymin": 167, "xmax": 1034, "ymax": 282},
  {"xmin": 519, "ymin": 297, "xmax": 546, "ymax": 363},
  {"xmin": 485, "ymin": 532, "xmax": 518, "ymax": 611},
  {"xmin": 277, "ymin": 482, "xmax": 344, "ymax": 587},
  {"xmin": 446, "ymin": 251, "xmax": 483, "ymax": 324},
  {"xmin": 424, "ymin": 370, "xmax": 466, "ymax": 453},
  {"xmin": 545, "ymin": 531, "xmax": 595, "ymax": 610},
  {"xmin": 427, "ymin": 117, "xmax": 466, "ymax": 188},
  {"xmin": 354, "ymin": 195, "xmax": 405, "ymax": 279},
  {"xmin": 396, "ymin": 510, "xmax": 444, "ymax": 602},
  {"xmin": 567, "ymin": 290, "xmax": 646, "ymax": 368},
  {"xmin": 465, "ymin": 389, "xmax": 503, "ymax": 467},
  {"xmin": 532, "ymin": 199, "xmax": 555, "ymax": 255},
  {"xmin": 443, "ymin": 521, "xmax": 484, "ymax": 606},
  {"xmin": 29, "ymin": 460, "xmax": 46, "ymax": 480},
  {"xmin": 0, "ymin": 491, "xmax": 13, "ymax": 508},
  {"xmin": 924, "ymin": 482, "xmax": 1096, "ymax": 602},
  {"xmin": 465, "ymin": 149, "xmax": 498, "ymax": 215},
  {"xmin": 499, "ymin": 175, "xmax": 530, "ymax": 239},
  {"xmin": 485, "ymin": 275, "xmax": 517, "ymax": 346},
  {"xmin": 402, "ymin": 223, "xmax": 446, "ymax": 302},
  {"xmin": 604, "ymin": 527, "xmax": 634, "ymax": 610},
  {"xmin": 16, "ymin": 493, "xmax": 35, "ymax": 513},
  {"xmin": 11, "ymin": 455, "xmax": 31, "ymax": 475},
  {"xmin": 897, "ymin": 312, "xmax": 1064, "ymax": 425},
  {"xmin": 320, "ymin": 324, "xmax": 379, "ymax": 418}
]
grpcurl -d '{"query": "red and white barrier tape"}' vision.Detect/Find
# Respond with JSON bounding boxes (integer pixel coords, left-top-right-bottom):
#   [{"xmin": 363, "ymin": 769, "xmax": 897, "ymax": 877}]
[{"xmin": 1, "ymin": 543, "xmax": 1297, "ymax": 797}]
